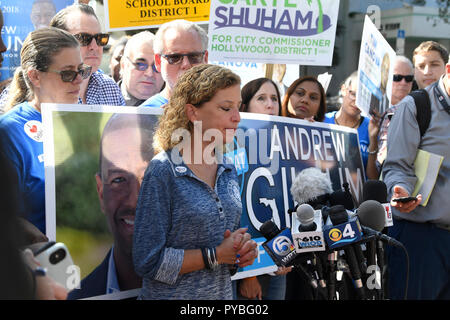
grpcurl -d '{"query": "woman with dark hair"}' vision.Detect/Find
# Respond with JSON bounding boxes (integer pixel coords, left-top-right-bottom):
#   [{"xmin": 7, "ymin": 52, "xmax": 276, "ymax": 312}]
[
  {"xmin": 0, "ymin": 27, "xmax": 90, "ymax": 236},
  {"xmin": 240, "ymin": 78, "xmax": 281, "ymax": 116},
  {"xmin": 281, "ymin": 76, "xmax": 327, "ymax": 122},
  {"xmin": 237, "ymin": 77, "xmax": 291, "ymax": 300},
  {"xmin": 281, "ymin": 76, "xmax": 328, "ymax": 300}
]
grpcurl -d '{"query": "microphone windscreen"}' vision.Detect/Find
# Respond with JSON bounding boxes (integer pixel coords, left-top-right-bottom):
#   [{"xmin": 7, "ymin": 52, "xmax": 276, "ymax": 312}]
[
  {"xmin": 328, "ymin": 205, "xmax": 348, "ymax": 225},
  {"xmin": 362, "ymin": 180, "xmax": 388, "ymax": 203},
  {"xmin": 357, "ymin": 200, "xmax": 386, "ymax": 232},
  {"xmin": 329, "ymin": 190, "xmax": 355, "ymax": 210},
  {"xmin": 290, "ymin": 167, "xmax": 333, "ymax": 205},
  {"xmin": 260, "ymin": 220, "xmax": 280, "ymax": 241},
  {"xmin": 296, "ymin": 203, "xmax": 315, "ymax": 225}
]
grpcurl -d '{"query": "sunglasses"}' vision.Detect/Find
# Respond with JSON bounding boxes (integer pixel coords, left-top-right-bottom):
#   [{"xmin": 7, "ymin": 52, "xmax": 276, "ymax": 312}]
[
  {"xmin": 127, "ymin": 57, "xmax": 159, "ymax": 73},
  {"xmin": 393, "ymin": 74, "xmax": 414, "ymax": 82},
  {"xmin": 160, "ymin": 51, "xmax": 205, "ymax": 65},
  {"xmin": 74, "ymin": 33, "xmax": 110, "ymax": 47},
  {"xmin": 47, "ymin": 65, "xmax": 92, "ymax": 82}
]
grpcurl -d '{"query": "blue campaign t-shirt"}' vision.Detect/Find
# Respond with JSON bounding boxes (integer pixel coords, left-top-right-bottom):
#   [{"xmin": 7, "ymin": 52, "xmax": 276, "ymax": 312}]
[
  {"xmin": 140, "ymin": 93, "xmax": 168, "ymax": 108},
  {"xmin": 324, "ymin": 111, "xmax": 370, "ymax": 171},
  {"xmin": 0, "ymin": 102, "xmax": 45, "ymax": 233}
]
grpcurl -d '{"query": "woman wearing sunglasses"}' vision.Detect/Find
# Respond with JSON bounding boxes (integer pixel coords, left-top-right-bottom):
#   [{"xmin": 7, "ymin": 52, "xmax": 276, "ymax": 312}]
[{"xmin": 0, "ymin": 27, "xmax": 89, "ymax": 237}]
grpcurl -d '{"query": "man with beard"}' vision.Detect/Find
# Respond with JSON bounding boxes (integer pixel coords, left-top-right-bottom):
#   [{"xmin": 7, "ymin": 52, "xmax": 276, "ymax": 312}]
[{"xmin": 68, "ymin": 113, "xmax": 157, "ymax": 299}]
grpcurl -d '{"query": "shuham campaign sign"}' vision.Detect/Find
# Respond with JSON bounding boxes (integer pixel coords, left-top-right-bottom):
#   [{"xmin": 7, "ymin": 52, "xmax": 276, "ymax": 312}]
[{"xmin": 208, "ymin": 0, "xmax": 340, "ymax": 66}]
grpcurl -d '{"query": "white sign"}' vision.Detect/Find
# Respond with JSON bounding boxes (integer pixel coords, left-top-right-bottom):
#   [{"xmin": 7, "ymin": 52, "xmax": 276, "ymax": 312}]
[
  {"xmin": 356, "ymin": 16, "xmax": 396, "ymax": 117},
  {"xmin": 208, "ymin": 0, "xmax": 340, "ymax": 66}
]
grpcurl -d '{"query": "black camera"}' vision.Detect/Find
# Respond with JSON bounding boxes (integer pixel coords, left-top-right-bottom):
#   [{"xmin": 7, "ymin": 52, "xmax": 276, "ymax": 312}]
[{"xmin": 49, "ymin": 248, "xmax": 67, "ymax": 265}]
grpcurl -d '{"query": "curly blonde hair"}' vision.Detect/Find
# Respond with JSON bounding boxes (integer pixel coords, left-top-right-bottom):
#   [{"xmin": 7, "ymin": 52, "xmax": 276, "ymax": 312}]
[{"xmin": 153, "ymin": 64, "xmax": 241, "ymax": 153}]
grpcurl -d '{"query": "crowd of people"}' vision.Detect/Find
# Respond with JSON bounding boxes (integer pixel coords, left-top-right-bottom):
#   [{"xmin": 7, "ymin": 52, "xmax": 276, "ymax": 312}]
[{"xmin": 0, "ymin": 2, "xmax": 449, "ymax": 301}]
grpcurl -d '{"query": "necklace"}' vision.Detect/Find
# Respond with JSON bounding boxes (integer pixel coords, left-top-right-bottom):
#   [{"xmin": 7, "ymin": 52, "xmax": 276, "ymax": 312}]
[{"xmin": 335, "ymin": 114, "xmax": 361, "ymax": 128}]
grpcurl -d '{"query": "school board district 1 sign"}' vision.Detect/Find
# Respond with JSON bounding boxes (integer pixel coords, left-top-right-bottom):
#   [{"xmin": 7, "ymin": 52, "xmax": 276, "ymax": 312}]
[
  {"xmin": 104, "ymin": 0, "xmax": 211, "ymax": 31},
  {"xmin": 208, "ymin": 0, "xmax": 340, "ymax": 66}
]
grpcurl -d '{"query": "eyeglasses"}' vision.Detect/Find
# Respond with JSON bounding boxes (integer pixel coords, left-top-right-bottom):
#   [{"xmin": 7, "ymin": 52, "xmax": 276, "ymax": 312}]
[
  {"xmin": 74, "ymin": 33, "xmax": 110, "ymax": 47},
  {"xmin": 47, "ymin": 65, "xmax": 92, "ymax": 82},
  {"xmin": 345, "ymin": 88, "xmax": 357, "ymax": 100},
  {"xmin": 126, "ymin": 57, "xmax": 159, "ymax": 73},
  {"xmin": 160, "ymin": 51, "xmax": 205, "ymax": 65},
  {"xmin": 393, "ymin": 74, "xmax": 414, "ymax": 82}
]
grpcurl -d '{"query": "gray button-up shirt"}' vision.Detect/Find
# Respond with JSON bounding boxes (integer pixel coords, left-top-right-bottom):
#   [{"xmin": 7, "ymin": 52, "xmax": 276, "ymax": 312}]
[{"xmin": 382, "ymin": 76, "xmax": 450, "ymax": 226}]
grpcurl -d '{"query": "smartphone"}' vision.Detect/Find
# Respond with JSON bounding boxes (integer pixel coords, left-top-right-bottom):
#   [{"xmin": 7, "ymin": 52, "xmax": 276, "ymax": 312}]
[
  {"xmin": 33, "ymin": 241, "xmax": 75, "ymax": 289},
  {"xmin": 392, "ymin": 196, "xmax": 418, "ymax": 203}
]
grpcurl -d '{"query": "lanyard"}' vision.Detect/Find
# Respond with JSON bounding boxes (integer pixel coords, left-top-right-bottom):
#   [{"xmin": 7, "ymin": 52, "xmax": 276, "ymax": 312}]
[{"xmin": 433, "ymin": 82, "xmax": 450, "ymax": 115}]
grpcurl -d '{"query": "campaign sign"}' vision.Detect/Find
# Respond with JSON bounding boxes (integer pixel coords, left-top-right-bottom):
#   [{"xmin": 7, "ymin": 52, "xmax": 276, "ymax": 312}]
[
  {"xmin": 104, "ymin": 0, "xmax": 211, "ymax": 31},
  {"xmin": 233, "ymin": 113, "xmax": 365, "ymax": 277},
  {"xmin": 1, "ymin": 0, "xmax": 73, "ymax": 82},
  {"xmin": 356, "ymin": 15, "xmax": 396, "ymax": 117},
  {"xmin": 231, "ymin": 236, "xmax": 278, "ymax": 280},
  {"xmin": 42, "ymin": 104, "xmax": 162, "ymax": 300},
  {"xmin": 41, "ymin": 106, "xmax": 365, "ymax": 286},
  {"xmin": 208, "ymin": 0, "xmax": 340, "ymax": 65}
]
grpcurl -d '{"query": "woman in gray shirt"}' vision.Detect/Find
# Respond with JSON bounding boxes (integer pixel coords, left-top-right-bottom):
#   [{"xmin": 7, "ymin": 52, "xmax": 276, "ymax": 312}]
[{"xmin": 133, "ymin": 64, "xmax": 258, "ymax": 300}]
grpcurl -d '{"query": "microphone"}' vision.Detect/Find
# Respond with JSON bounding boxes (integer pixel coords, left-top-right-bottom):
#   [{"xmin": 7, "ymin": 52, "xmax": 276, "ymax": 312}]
[
  {"xmin": 361, "ymin": 182, "xmax": 389, "ymax": 299},
  {"xmin": 328, "ymin": 205, "xmax": 366, "ymax": 300},
  {"xmin": 323, "ymin": 205, "xmax": 363, "ymax": 250},
  {"xmin": 357, "ymin": 200, "xmax": 403, "ymax": 248},
  {"xmin": 291, "ymin": 204, "xmax": 326, "ymax": 253},
  {"xmin": 358, "ymin": 200, "xmax": 386, "ymax": 232},
  {"xmin": 329, "ymin": 182, "xmax": 356, "ymax": 211},
  {"xmin": 362, "ymin": 180, "xmax": 387, "ymax": 203},
  {"xmin": 357, "ymin": 199, "xmax": 403, "ymax": 300},
  {"xmin": 290, "ymin": 167, "xmax": 333, "ymax": 210},
  {"xmin": 260, "ymin": 220, "xmax": 297, "ymax": 267},
  {"xmin": 327, "ymin": 250, "xmax": 338, "ymax": 300},
  {"xmin": 291, "ymin": 204, "xmax": 328, "ymax": 297},
  {"xmin": 296, "ymin": 204, "xmax": 316, "ymax": 232},
  {"xmin": 289, "ymin": 167, "xmax": 335, "ymax": 299},
  {"xmin": 362, "ymin": 180, "xmax": 392, "ymax": 227},
  {"xmin": 260, "ymin": 220, "xmax": 326, "ymax": 298}
]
